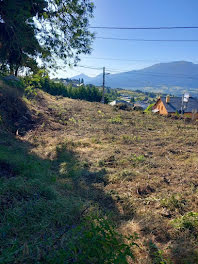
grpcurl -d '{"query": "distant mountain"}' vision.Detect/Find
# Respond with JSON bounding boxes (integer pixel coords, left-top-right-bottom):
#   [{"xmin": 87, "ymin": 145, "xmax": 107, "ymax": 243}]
[
  {"xmin": 71, "ymin": 74, "xmax": 92, "ymax": 84},
  {"xmin": 71, "ymin": 61, "xmax": 198, "ymax": 96}
]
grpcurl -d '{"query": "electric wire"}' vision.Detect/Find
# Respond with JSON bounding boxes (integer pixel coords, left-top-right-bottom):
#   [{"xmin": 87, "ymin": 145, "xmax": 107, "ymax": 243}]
[
  {"xmin": 81, "ymin": 56, "xmax": 198, "ymax": 63},
  {"xmin": 90, "ymin": 26, "xmax": 198, "ymax": 30},
  {"xmin": 96, "ymin": 36, "xmax": 198, "ymax": 42},
  {"xmin": 78, "ymin": 65, "xmax": 103, "ymax": 70},
  {"xmin": 82, "ymin": 56, "xmax": 163, "ymax": 62}
]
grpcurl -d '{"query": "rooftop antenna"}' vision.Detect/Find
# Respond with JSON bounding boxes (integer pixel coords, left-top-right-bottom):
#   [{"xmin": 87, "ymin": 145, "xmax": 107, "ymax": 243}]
[{"xmin": 181, "ymin": 92, "xmax": 190, "ymax": 115}]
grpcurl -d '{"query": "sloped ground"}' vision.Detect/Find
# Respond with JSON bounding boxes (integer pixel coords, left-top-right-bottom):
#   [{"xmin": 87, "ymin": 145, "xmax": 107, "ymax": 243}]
[{"xmin": 1, "ymin": 88, "xmax": 198, "ymax": 263}]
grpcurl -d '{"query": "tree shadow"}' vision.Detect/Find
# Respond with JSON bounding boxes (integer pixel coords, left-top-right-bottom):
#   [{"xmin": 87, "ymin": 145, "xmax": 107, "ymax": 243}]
[
  {"xmin": 1, "ymin": 130, "xmax": 134, "ymax": 262},
  {"xmin": 54, "ymin": 143, "xmax": 122, "ymax": 217}
]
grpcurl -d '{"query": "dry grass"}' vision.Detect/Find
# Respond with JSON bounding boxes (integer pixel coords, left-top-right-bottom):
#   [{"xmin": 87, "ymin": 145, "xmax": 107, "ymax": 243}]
[{"xmin": 2, "ymin": 89, "xmax": 198, "ymax": 263}]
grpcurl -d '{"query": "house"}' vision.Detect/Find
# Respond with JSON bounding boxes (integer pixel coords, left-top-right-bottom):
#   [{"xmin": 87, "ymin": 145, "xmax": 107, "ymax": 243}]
[
  {"xmin": 153, "ymin": 95, "xmax": 198, "ymax": 118},
  {"xmin": 109, "ymin": 100, "xmax": 133, "ymax": 106}
]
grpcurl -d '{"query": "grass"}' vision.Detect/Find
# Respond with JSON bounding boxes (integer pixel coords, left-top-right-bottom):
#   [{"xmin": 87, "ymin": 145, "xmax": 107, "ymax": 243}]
[
  {"xmin": 1, "ymin": 87, "xmax": 198, "ymax": 263},
  {"xmin": 0, "ymin": 132, "xmax": 81, "ymax": 263},
  {"xmin": 0, "ymin": 130, "xmax": 138, "ymax": 263}
]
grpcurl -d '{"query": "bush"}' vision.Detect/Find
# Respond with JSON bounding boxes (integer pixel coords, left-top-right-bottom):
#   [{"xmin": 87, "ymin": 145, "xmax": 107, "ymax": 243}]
[{"xmin": 144, "ymin": 103, "xmax": 155, "ymax": 113}]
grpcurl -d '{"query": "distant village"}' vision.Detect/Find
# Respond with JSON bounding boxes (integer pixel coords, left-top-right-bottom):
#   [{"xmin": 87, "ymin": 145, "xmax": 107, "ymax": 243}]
[
  {"xmin": 53, "ymin": 78, "xmax": 85, "ymax": 87},
  {"xmin": 53, "ymin": 77, "xmax": 198, "ymax": 118}
]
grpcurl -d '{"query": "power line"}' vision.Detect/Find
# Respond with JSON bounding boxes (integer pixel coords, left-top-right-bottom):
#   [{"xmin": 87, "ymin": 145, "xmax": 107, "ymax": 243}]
[
  {"xmin": 77, "ymin": 65, "xmax": 103, "ymax": 70},
  {"xmin": 96, "ymin": 36, "xmax": 198, "ymax": 42},
  {"xmin": 82, "ymin": 56, "xmax": 198, "ymax": 64},
  {"xmin": 90, "ymin": 26, "xmax": 198, "ymax": 30},
  {"xmin": 82, "ymin": 56, "xmax": 162, "ymax": 62}
]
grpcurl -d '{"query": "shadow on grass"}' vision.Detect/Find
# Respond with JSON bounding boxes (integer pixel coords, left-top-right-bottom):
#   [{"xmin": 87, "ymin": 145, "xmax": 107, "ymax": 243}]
[
  {"xmin": 52, "ymin": 141, "xmax": 124, "ymax": 221},
  {"xmin": 0, "ymin": 130, "xmax": 126, "ymax": 263}
]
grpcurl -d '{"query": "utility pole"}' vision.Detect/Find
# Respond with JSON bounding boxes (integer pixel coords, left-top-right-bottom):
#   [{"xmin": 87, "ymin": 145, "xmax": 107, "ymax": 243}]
[{"xmin": 101, "ymin": 66, "xmax": 105, "ymax": 104}]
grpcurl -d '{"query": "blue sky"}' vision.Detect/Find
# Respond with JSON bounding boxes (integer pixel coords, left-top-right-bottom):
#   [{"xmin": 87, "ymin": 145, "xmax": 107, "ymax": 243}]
[{"xmin": 54, "ymin": 0, "xmax": 198, "ymax": 80}]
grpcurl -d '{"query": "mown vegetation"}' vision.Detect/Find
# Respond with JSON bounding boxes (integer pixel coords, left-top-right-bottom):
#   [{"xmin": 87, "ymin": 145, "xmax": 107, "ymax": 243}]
[
  {"xmin": 1, "ymin": 78, "xmax": 198, "ymax": 263},
  {"xmin": 0, "ymin": 81, "xmax": 139, "ymax": 263}
]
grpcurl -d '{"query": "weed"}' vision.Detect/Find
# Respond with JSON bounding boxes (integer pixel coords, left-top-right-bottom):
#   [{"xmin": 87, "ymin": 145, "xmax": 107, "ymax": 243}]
[
  {"xmin": 118, "ymin": 159, "xmax": 129, "ymax": 165},
  {"xmin": 69, "ymin": 117, "xmax": 77, "ymax": 124},
  {"xmin": 52, "ymin": 216, "xmax": 138, "ymax": 264},
  {"xmin": 130, "ymin": 154, "xmax": 145, "ymax": 166},
  {"xmin": 98, "ymin": 159, "xmax": 105, "ymax": 167},
  {"xmin": 172, "ymin": 212, "xmax": 198, "ymax": 233},
  {"xmin": 98, "ymin": 110, "xmax": 105, "ymax": 117},
  {"xmin": 108, "ymin": 115, "xmax": 123, "ymax": 124},
  {"xmin": 120, "ymin": 169, "xmax": 137, "ymax": 181},
  {"xmin": 122, "ymin": 135, "xmax": 134, "ymax": 144},
  {"xmin": 148, "ymin": 241, "xmax": 172, "ymax": 264},
  {"xmin": 91, "ymin": 137, "xmax": 102, "ymax": 144},
  {"xmin": 161, "ymin": 194, "xmax": 186, "ymax": 212},
  {"xmin": 122, "ymin": 135, "xmax": 141, "ymax": 144}
]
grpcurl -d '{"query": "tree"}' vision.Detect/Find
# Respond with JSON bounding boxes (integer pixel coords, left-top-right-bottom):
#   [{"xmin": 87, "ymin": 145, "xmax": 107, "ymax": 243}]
[
  {"xmin": 130, "ymin": 97, "xmax": 135, "ymax": 103},
  {"xmin": 0, "ymin": 0, "xmax": 94, "ymax": 75}
]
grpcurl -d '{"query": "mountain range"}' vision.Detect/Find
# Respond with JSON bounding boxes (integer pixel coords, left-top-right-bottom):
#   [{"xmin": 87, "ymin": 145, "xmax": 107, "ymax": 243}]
[{"xmin": 71, "ymin": 61, "xmax": 198, "ymax": 96}]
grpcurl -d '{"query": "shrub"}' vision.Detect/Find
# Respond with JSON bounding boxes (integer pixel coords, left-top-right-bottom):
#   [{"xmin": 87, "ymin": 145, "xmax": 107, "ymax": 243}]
[{"xmin": 144, "ymin": 103, "xmax": 155, "ymax": 113}]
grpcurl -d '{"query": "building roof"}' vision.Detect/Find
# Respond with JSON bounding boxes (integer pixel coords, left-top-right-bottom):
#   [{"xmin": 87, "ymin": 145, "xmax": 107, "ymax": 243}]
[
  {"xmin": 160, "ymin": 97, "xmax": 198, "ymax": 113},
  {"xmin": 109, "ymin": 100, "xmax": 133, "ymax": 106},
  {"xmin": 134, "ymin": 101, "xmax": 149, "ymax": 110}
]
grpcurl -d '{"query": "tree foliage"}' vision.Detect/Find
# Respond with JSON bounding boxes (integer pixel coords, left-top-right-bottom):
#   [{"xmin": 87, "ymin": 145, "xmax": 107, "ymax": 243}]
[
  {"xmin": 0, "ymin": 0, "xmax": 94, "ymax": 75},
  {"xmin": 23, "ymin": 71, "xmax": 109, "ymax": 103}
]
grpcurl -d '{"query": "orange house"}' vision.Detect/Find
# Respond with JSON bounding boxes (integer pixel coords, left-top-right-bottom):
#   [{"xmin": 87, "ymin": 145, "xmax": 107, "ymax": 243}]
[{"xmin": 153, "ymin": 96, "xmax": 198, "ymax": 119}]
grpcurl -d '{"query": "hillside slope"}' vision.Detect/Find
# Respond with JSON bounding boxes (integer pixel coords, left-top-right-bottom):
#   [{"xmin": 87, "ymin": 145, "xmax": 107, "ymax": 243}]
[{"xmin": 1, "ymin": 86, "xmax": 198, "ymax": 263}]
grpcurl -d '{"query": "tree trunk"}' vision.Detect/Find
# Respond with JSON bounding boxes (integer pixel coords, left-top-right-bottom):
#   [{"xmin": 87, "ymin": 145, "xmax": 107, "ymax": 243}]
[
  {"xmin": 14, "ymin": 66, "xmax": 19, "ymax": 77},
  {"xmin": 10, "ymin": 65, "xmax": 14, "ymax": 75}
]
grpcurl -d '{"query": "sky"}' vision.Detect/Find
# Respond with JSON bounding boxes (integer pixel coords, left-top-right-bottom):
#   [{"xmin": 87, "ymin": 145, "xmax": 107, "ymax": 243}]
[{"xmin": 53, "ymin": 0, "xmax": 198, "ymax": 82}]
